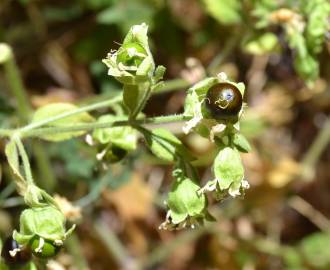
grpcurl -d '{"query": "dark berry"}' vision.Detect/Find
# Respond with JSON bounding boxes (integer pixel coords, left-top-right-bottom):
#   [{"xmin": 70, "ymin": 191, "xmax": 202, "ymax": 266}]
[
  {"xmin": 105, "ymin": 145, "xmax": 128, "ymax": 163},
  {"xmin": 205, "ymin": 83, "xmax": 243, "ymax": 121},
  {"xmin": 1, "ymin": 236, "xmax": 31, "ymax": 266}
]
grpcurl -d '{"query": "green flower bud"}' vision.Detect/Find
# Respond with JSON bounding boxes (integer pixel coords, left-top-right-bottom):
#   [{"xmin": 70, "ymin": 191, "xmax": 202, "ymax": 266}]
[{"xmin": 102, "ymin": 23, "xmax": 156, "ymax": 85}]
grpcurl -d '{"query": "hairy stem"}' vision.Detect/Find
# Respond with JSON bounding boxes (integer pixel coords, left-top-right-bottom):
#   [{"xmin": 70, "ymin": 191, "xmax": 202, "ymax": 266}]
[
  {"xmin": 156, "ymin": 79, "xmax": 191, "ymax": 94},
  {"xmin": 21, "ymin": 94, "xmax": 122, "ymax": 132},
  {"xmin": 130, "ymin": 84, "xmax": 152, "ymax": 120},
  {"xmin": 19, "ymin": 114, "xmax": 190, "ymax": 139},
  {"xmin": 1, "ymin": 44, "xmax": 56, "ymax": 190}
]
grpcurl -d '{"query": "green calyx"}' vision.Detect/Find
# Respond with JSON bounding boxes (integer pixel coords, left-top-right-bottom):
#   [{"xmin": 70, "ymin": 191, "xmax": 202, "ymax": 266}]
[
  {"xmin": 200, "ymin": 147, "xmax": 249, "ymax": 200},
  {"xmin": 13, "ymin": 206, "xmax": 75, "ymax": 249},
  {"xmin": 183, "ymin": 73, "xmax": 245, "ymax": 138},
  {"xmin": 160, "ymin": 167, "xmax": 212, "ymax": 230},
  {"xmin": 116, "ymin": 42, "xmax": 147, "ymax": 70},
  {"xmin": 102, "ymin": 23, "xmax": 156, "ymax": 85}
]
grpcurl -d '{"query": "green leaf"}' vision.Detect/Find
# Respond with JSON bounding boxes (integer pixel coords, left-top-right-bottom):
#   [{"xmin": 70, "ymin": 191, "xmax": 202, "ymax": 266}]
[
  {"xmin": 240, "ymin": 113, "xmax": 267, "ymax": 138},
  {"xmin": 304, "ymin": 0, "xmax": 330, "ymax": 55},
  {"xmin": 84, "ymin": 0, "xmax": 114, "ymax": 10},
  {"xmin": 214, "ymin": 147, "xmax": 244, "ymax": 190},
  {"xmin": 97, "ymin": 2, "xmax": 155, "ymax": 34},
  {"xmin": 282, "ymin": 247, "xmax": 304, "ymax": 269},
  {"xmin": 294, "ymin": 54, "xmax": 319, "ymax": 83},
  {"xmin": 92, "ymin": 114, "xmax": 137, "ymax": 151},
  {"xmin": 141, "ymin": 128, "xmax": 191, "ymax": 162},
  {"xmin": 203, "ymin": 0, "xmax": 242, "ymax": 25},
  {"xmin": 232, "ymin": 133, "xmax": 251, "ymax": 153},
  {"xmin": 243, "ymin": 33, "xmax": 278, "ymax": 55},
  {"xmin": 32, "ymin": 103, "xmax": 94, "ymax": 142},
  {"xmin": 5, "ymin": 140, "xmax": 26, "ymax": 194},
  {"xmin": 300, "ymin": 232, "xmax": 330, "ymax": 268}
]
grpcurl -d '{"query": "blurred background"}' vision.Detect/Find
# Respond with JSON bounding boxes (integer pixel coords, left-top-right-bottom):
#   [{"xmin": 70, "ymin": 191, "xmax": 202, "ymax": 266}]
[{"xmin": 0, "ymin": 0, "xmax": 330, "ymax": 269}]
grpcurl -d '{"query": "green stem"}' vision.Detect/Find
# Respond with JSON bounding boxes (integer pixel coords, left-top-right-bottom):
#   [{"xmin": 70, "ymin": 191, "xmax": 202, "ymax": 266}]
[
  {"xmin": 156, "ymin": 79, "xmax": 190, "ymax": 94},
  {"xmin": 21, "ymin": 94, "xmax": 122, "ymax": 133},
  {"xmin": 130, "ymin": 84, "xmax": 152, "ymax": 120},
  {"xmin": 20, "ymin": 114, "xmax": 190, "ymax": 139},
  {"xmin": 1, "ymin": 43, "xmax": 56, "ymax": 191},
  {"xmin": 32, "ymin": 142, "xmax": 56, "ymax": 191},
  {"xmin": 65, "ymin": 233, "xmax": 90, "ymax": 270},
  {"xmin": 0, "ymin": 128, "xmax": 14, "ymax": 137},
  {"xmin": 14, "ymin": 137, "xmax": 34, "ymax": 185}
]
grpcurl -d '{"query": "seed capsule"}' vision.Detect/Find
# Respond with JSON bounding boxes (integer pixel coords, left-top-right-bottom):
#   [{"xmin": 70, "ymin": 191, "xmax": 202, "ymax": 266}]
[
  {"xmin": 205, "ymin": 83, "xmax": 243, "ymax": 121},
  {"xmin": 1, "ymin": 236, "xmax": 31, "ymax": 266}
]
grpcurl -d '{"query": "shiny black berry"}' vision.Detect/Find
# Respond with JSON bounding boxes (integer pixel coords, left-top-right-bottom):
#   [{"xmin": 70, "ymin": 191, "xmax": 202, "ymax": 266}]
[
  {"xmin": 105, "ymin": 145, "xmax": 128, "ymax": 163},
  {"xmin": 1, "ymin": 236, "xmax": 31, "ymax": 267},
  {"xmin": 205, "ymin": 83, "xmax": 243, "ymax": 121}
]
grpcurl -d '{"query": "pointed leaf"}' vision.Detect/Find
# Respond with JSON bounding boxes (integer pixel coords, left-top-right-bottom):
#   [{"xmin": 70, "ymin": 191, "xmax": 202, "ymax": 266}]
[
  {"xmin": 232, "ymin": 133, "xmax": 251, "ymax": 153},
  {"xmin": 32, "ymin": 103, "xmax": 94, "ymax": 141},
  {"xmin": 5, "ymin": 140, "xmax": 26, "ymax": 194},
  {"xmin": 141, "ymin": 128, "xmax": 192, "ymax": 162}
]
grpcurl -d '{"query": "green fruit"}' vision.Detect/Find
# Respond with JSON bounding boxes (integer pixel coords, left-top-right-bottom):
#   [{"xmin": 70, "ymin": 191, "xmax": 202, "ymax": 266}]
[
  {"xmin": 116, "ymin": 42, "xmax": 146, "ymax": 68},
  {"xmin": 30, "ymin": 238, "xmax": 61, "ymax": 259},
  {"xmin": 205, "ymin": 83, "xmax": 243, "ymax": 121}
]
